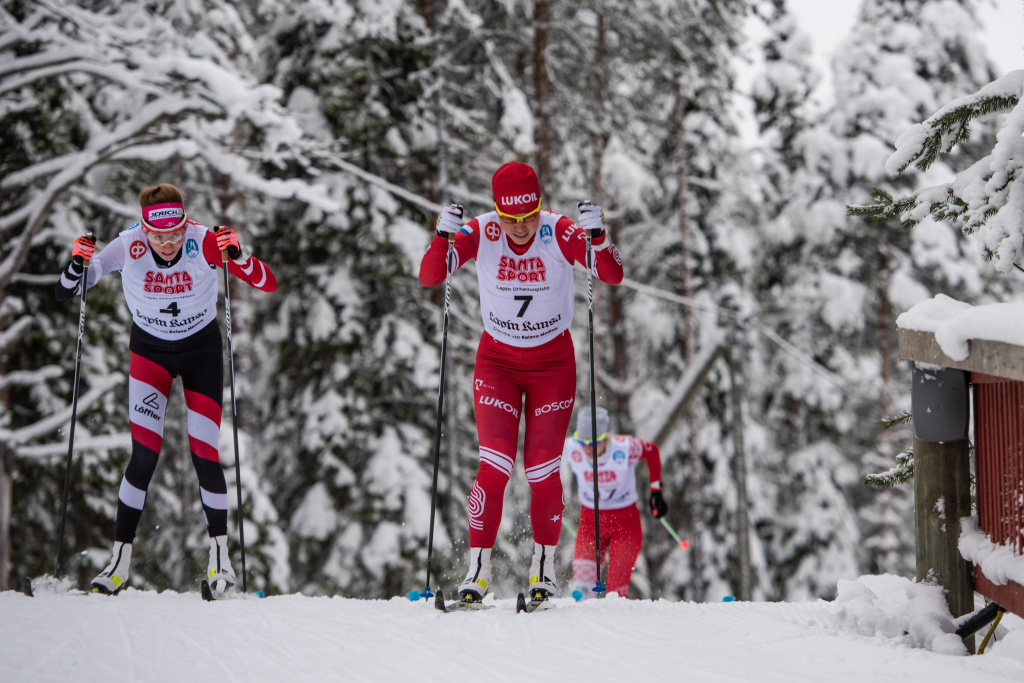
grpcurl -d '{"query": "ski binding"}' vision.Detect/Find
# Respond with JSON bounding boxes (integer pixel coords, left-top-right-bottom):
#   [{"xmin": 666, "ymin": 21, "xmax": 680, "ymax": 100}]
[
  {"xmin": 434, "ymin": 588, "xmax": 494, "ymax": 612},
  {"xmin": 517, "ymin": 589, "xmax": 556, "ymax": 614}
]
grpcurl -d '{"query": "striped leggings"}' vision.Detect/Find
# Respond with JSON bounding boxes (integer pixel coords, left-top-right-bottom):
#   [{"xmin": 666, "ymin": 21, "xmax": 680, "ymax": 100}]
[{"xmin": 113, "ymin": 322, "xmax": 227, "ymax": 543}]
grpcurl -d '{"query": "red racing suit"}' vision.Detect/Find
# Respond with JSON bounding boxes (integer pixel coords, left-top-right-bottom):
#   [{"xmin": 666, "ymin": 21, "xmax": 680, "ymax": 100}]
[
  {"xmin": 420, "ymin": 210, "xmax": 622, "ymax": 547},
  {"xmin": 564, "ymin": 435, "xmax": 662, "ymax": 596}
]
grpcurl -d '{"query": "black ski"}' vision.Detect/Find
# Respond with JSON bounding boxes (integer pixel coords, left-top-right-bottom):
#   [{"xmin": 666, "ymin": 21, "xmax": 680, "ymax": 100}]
[
  {"xmin": 517, "ymin": 590, "xmax": 555, "ymax": 614},
  {"xmin": 201, "ymin": 579, "xmax": 216, "ymax": 602},
  {"xmin": 434, "ymin": 587, "xmax": 493, "ymax": 613},
  {"xmin": 22, "ymin": 577, "xmax": 33, "ymax": 597}
]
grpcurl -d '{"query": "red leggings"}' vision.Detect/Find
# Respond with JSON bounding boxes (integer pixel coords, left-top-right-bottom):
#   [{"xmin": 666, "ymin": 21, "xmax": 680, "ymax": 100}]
[
  {"xmin": 573, "ymin": 505, "xmax": 643, "ymax": 596},
  {"xmin": 469, "ymin": 331, "xmax": 575, "ymax": 548}
]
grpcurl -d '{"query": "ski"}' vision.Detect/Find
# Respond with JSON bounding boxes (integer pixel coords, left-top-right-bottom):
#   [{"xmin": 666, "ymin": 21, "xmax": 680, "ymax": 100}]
[
  {"xmin": 434, "ymin": 588, "xmax": 493, "ymax": 613},
  {"xmin": 201, "ymin": 579, "xmax": 252, "ymax": 601},
  {"xmin": 22, "ymin": 575, "xmax": 90, "ymax": 597},
  {"xmin": 517, "ymin": 590, "xmax": 556, "ymax": 614},
  {"xmin": 201, "ymin": 579, "xmax": 235, "ymax": 601}
]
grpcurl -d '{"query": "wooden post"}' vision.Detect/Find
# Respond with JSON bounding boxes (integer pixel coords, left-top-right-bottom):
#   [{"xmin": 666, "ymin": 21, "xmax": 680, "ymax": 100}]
[
  {"xmin": 914, "ymin": 436, "xmax": 974, "ymax": 649},
  {"xmin": 910, "ymin": 364, "xmax": 974, "ymax": 648}
]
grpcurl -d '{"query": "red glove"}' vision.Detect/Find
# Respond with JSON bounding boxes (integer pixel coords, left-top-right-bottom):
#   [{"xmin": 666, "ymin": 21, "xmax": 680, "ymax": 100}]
[
  {"xmin": 72, "ymin": 235, "xmax": 96, "ymax": 265},
  {"xmin": 215, "ymin": 226, "xmax": 243, "ymax": 261}
]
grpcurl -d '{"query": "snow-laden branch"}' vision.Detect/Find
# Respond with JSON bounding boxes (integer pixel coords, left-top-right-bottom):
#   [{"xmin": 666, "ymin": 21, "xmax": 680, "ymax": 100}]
[
  {"xmin": 0, "ymin": 372, "xmax": 124, "ymax": 448},
  {"xmin": 848, "ymin": 71, "xmax": 1024, "ymax": 272},
  {"xmin": 14, "ymin": 432, "xmax": 132, "ymax": 459},
  {"xmin": 0, "ymin": 315, "xmax": 34, "ymax": 353},
  {"xmin": 0, "ymin": 96, "xmax": 219, "ymax": 191},
  {"xmin": 0, "ymin": 365, "xmax": 63, "ymax": 391},
  {"xmin": 0, "ymin": 49, "xmax": 100, "ymax": 81}
]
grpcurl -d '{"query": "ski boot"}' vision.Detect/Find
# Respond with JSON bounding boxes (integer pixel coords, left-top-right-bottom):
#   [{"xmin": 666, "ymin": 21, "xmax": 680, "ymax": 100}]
[
  {"xmin": 206, "ymin": 535, "xmax": 236, "ymax": 597},
  {"xmin": 91, "ymin": 541, "xmax": 132, "ymax": 595},
  {"xmin": 457, "ymin": 547, "xmax": 491, "ymax": 602}
]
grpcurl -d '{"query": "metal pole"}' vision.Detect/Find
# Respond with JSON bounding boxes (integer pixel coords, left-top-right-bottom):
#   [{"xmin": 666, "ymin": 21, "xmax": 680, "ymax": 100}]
[
  {"xmin": 424, "ymin": 212, "xmax": 460, "ymax": 600},
  {"xmin": 585, "ymin": 228, "xmax": 606, "ymax": 595},
  {"xmin": 55, "ymin": 241, "xmax": 91, "ymax": 576},
  {"xmin": 222, "ymin": 253, "xmax": 247, "ymax": 593}
]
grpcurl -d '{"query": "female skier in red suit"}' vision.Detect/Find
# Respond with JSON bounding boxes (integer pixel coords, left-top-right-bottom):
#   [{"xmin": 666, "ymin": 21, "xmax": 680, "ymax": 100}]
[{"xmin": 419, "ymin": 162, "xmax": 623, "ymax": 602}]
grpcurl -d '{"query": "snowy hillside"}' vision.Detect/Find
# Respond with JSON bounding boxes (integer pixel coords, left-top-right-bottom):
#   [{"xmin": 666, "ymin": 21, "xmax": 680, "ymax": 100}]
[{"xmin": 3, "ymin": 575, "xmax": 1023, "ymax": 682}]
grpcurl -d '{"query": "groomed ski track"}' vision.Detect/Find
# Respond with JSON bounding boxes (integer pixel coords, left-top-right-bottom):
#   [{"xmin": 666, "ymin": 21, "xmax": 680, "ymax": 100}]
[{"xmin": 2, "ymin": 587, "xmax": 1021, "ymax": 682}]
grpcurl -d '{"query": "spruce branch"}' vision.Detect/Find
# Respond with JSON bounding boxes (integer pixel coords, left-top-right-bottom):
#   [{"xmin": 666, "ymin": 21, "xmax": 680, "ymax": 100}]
[
  {"xmin": 877, "ymin": 410, "xmax": 912, "ymax": 431},
  {"xmin": 862, "ymin": 449, "xmax": 914, "ymax": 488},
  {"xmin": 896, "ymin": 94, "xmax": 1018, "ymax": 174},
  {"xmin": 846, "ymin": 189, "xmax": 918, "ymax": 227}
]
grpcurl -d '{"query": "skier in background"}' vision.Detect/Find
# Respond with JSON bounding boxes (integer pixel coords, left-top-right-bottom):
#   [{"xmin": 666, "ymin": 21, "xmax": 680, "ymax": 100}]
[
  {"xmin": 419, "ymin": 161, "xmax": 623, "ymax": 604},
  {"xmin": 55, "ymin": 183, "xmax": 277, "ymax": 595},
  {"xmin": 564, "ymin": 406, "xmax": 666, "ymax": 598}
]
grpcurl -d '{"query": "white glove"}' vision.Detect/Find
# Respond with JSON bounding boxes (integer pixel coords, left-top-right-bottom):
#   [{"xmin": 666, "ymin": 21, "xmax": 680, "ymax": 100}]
[
  {"xmin": 577, "ymin": 202, "xmax": 610, "ymax": 249},
  {"xmin": 435, "ymin": 204, "xmax": 464, "ymax": 235}
]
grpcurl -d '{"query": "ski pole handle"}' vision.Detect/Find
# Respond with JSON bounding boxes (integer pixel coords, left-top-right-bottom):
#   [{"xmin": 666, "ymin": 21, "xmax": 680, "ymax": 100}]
[
  {"xmin": 83, "ymin": 232, "xmax": 93, "ymax": 267},
  {"xmin": 659, "ymin": 517, "xmax": 689, "ymax": 549},
  {"xmin": 447, "ymin": 203, "xmax": 463, "ymax": 242}
]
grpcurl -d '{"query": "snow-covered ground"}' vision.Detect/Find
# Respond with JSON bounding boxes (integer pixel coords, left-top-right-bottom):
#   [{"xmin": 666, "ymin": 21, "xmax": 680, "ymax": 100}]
[{"xmin": 3, "ymin": 575, "xmax": 1022, "ymax": 682}]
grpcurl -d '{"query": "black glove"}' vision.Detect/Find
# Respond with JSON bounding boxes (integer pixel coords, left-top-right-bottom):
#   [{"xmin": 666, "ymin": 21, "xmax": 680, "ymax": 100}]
[{"xmin": 649, "ymin": 489, "xmax": 668, "ymax": 518}]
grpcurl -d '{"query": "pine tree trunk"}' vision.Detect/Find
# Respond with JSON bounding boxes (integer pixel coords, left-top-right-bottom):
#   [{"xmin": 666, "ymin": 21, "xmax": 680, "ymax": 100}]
[
  {"xmin": 533, "ymin": 0, "xmax": 551, "ymax": 187},
  {"xmin": 0, "ymin": 441, "xmax": 10, "ymax": 592},
  {"xmin": 674, "ymin": 77, "xmax": 705, "ymax": 602},
  {"xmin": 877, "ymin": 247, "xmax": 893, "ymax": 416},
  {"xmin": 729, "ymin": 338, "xmax": 751, "ymax": 601},
  {"xmin": 432, "ymin": 0, "xmax": 448, "ymax": 203}
]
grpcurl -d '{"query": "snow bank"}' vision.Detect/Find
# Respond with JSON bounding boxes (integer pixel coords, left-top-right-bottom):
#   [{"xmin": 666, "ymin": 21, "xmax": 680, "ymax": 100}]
[
  {"xmin": 826, "ymin": 574, "xmax": 967, "ymax": 655},
  {"xmin": 896, "ymin": 294, "xmax": 1024, "ymax": 361},
  {"xmin": 4, "ymin": 574, "xmax": 1024, "ymax": 682},
  {"xmin": 959, "ymin": 516, "xmax": 1024, "ymax": 587}
]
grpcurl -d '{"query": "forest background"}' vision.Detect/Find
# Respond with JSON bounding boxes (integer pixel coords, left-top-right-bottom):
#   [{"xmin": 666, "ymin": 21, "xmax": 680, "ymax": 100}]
[{"xmin": 2, "ymin": 0, "xmax": 1022, "ymax": 602}]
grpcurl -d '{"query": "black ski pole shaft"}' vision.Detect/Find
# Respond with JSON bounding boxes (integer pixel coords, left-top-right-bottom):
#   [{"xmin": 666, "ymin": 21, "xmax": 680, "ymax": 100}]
[
  {"xmin": 424, "ymin": 219, "xmax": 459, "ymax": 598},
  {"xmin": 222, "ymin": 252, "xmax": 247, "ymax": 593},
  {"xmin": 56, "ymin": 242, "xmax": 92, "ymax": 577},
  {"xmin": 585, "ymin": 228, "xmax": 605, "ymax": 595}
]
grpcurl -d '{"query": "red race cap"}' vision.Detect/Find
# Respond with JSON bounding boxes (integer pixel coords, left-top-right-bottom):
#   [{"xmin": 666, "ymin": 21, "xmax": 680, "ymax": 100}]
[{"xmin": 491, "ymin": 162, "xmax": 540, "ymax": 216}]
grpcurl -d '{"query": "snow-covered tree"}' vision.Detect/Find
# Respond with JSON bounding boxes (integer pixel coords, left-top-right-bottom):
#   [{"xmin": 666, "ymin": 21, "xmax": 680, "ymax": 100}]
[
  {"xmin": 758, "ymin": 0, "xmax": 1003, "ymax": 583},
  {"xmin": 0, "ymin": 0, "xmax": 333, "ymax": 591}
]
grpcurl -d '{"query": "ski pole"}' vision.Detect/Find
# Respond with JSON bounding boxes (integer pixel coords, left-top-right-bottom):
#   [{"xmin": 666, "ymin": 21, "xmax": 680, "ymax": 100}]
[
  {"xmin": 221, "ymin": 245, "xmax": 247, "ymax": 593},
  {"xmin": 581, "ymin": 202, "xmax": 606, "ymax": 596},
  {"xmin": 55, "ymin": 235, "xmax": 92, "ymax": 577},
  {"xmin": 659, "ymin": 517, "xmax": 689, "ymax": 549},
  {"xmin": 422, "ymin": 205, "xmax": 461, "ymax": 601}
]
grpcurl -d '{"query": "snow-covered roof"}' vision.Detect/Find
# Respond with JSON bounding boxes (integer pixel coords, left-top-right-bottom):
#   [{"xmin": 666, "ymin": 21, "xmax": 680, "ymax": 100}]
[{"xmin": 897, "ymin": 294, "xmax": 1024, "ymax": 380}]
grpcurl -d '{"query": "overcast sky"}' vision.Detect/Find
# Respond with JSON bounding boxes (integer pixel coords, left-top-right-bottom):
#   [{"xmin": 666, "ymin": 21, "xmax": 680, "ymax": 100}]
[{"xmin": 787, "ymin": 0, "xmax": 1023, "ymax": 75}]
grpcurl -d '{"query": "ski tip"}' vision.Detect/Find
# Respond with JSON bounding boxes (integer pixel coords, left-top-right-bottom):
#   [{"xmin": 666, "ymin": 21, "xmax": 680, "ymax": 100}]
[
  {"xmin": 571, "ymin": 589, "xmax": 583, "ymax": 602},
  {"xmin": 200, "ymin": 580, "xmax": 215, "ymax": 602},
  {"xmin": 516, "ymin": 592, "xmax": 527, "ymax": 614},
  {"xmin": 434, "ymin": 589, "xmax": 447, "ymax": 612},
  {"xmin": 22, "ymin": 577, "xmax": 34, "ymax": 598}
]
